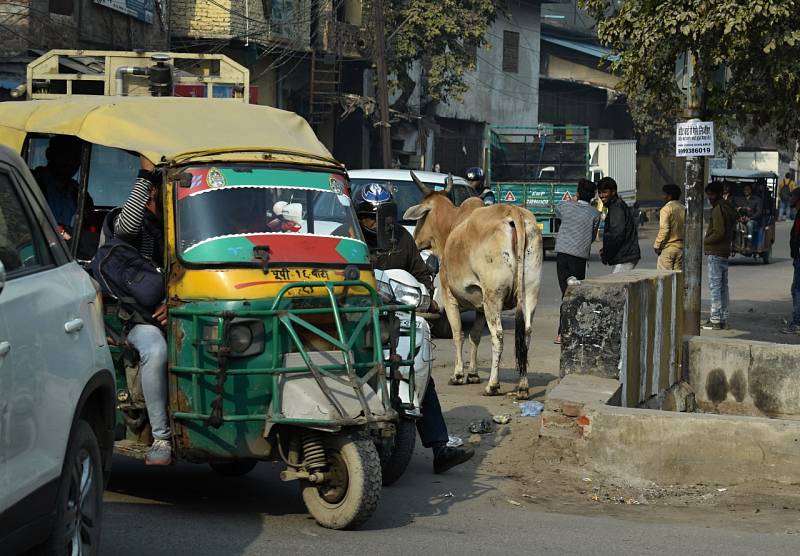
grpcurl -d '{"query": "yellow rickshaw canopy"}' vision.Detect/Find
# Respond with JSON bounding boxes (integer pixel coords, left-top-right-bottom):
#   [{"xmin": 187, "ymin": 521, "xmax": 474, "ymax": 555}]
[{"xmin": 0, "ymin": 96, "xmax": 339, "ymax": 167}]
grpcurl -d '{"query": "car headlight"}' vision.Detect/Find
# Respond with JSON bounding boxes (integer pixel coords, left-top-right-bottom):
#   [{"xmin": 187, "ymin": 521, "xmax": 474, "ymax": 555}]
[{"xmin": 391, "ymin": 280, "xmax": 421, "ymax": 307}]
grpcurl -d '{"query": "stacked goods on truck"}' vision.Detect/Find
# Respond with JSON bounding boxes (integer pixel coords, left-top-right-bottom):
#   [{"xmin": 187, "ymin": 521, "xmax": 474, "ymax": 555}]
[
  {"xmin": 489, "ymin": 125, "xmax": 590, "ymax": 251},
  {"xmin": 589, "ymin": 140, "xmax": 637, "ymax": 205}
]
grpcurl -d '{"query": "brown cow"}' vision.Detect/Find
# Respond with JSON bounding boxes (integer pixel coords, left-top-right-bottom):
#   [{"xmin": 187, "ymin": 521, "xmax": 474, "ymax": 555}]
[{"xmin": 403, "ymin": 172, "xmax": 543, "ymax": 398}]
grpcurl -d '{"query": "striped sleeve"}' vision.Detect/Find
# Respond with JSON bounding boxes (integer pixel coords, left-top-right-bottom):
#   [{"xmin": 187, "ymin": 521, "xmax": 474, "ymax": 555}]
[{"xmin": 114, "ymin": 175, "xmax": 153, "ymax": 241}]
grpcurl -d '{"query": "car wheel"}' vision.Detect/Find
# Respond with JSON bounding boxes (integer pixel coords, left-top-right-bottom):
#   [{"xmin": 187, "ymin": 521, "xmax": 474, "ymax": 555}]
[{"xmin": 32, "ymin": 419, "xmax": 104, "ymax": 556}]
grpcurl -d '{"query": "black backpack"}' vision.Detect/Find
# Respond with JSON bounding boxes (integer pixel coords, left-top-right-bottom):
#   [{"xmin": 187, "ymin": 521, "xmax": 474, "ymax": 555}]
[{"xmin": 90, "ymin": 208, "xmax": 165, "ymax": 326}]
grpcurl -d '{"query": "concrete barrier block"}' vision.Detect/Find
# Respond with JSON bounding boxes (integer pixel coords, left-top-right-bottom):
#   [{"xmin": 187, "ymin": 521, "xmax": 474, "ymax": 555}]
[
  {"xmin": 560, "ymin": 270, "xmax": 683, "ymax": 407},
  {"xmin": 688, "ymin": 336, "xmax": 800, "ymax": 417}
]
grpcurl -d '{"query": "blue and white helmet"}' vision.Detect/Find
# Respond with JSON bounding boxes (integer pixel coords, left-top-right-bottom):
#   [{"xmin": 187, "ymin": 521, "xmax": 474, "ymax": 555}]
[
  {"xmin": 355, "ymin": 182, "xmax": 394, "ymax": 217},
  {"xmin": 465, "ymin": 166, "xmax": 485, "ymax": 183}
]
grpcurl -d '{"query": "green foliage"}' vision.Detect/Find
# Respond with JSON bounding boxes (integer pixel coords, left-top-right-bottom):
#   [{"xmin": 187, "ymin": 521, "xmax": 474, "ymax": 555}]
[
  {"xmin": 386, "ymin": 0, "xmax": 500, "ymax": 109},
  {"xmin": 580, "ymin": 0, "xmax": 800, "ymax": 145}
]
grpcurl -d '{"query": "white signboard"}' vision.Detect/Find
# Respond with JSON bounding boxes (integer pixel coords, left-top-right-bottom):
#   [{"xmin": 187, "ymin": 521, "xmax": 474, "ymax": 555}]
[{"xmin": 676, "ymin": 121, "xmax": 714, "ymax": 157}]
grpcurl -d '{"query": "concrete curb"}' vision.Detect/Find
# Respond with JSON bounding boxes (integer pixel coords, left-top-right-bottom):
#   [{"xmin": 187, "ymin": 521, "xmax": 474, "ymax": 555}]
[{"xmin": 542, "ymin": 374, "xmax": 800, "ymax": 485}]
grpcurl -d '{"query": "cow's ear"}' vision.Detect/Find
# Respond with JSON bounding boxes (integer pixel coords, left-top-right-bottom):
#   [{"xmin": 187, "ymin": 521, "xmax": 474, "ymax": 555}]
[{"xmin": 403, "ymin": 203, "xmax": 430, "ymax": 221}]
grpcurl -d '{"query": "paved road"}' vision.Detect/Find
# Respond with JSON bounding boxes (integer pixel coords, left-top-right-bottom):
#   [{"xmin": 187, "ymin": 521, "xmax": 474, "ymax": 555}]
[{"xmin": 101, "ymin": 221, "xmax": 800, "ymax": 555}]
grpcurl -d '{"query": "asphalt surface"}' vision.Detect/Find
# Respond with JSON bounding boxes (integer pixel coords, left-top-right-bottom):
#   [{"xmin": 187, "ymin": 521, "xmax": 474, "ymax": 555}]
[{"xmin": 100, "ymin": 221, "xmax": 800, "ymax": 555}]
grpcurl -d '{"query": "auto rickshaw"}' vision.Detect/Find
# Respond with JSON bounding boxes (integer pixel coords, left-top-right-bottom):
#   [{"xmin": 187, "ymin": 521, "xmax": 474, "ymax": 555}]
[
  {"xmin": 711, "ymin": 169, "xmax": 778, "ymax": 264},
  {"xmin": 0, "ymin": 96, "xmax": 418, "ymax": 530}
]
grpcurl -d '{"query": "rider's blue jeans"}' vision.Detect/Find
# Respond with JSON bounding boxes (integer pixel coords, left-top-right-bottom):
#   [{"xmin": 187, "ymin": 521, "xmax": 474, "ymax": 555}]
[
  {"xmin": 128, "ymin": 324, "xmax": 171, "ymax": 441},
  {"xmin": 417, "ymin": 377, "xmax": 449, "ymax": 448},
  {"xmin": 792, "ymin": 258, "xmax": 800, "ymax": 326}
]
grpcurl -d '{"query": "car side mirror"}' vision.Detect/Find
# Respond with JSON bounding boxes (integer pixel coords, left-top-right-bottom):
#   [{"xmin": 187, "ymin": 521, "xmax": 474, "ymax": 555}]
[
  {"xmin": 0, "ymin": 260, "xmax": 5, "ymax": 297},
  {"xmin": 425, "ymin": 254, "xmax": 440, "ymax": 275}
]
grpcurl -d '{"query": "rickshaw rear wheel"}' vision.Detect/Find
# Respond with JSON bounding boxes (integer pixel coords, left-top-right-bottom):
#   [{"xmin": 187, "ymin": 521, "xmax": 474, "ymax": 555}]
[
  {"xmin": 209, "ymin": 459, "xmax": 258, "ymax": 477},
  {"xmin": 301, "ymin": 432, "xmax": 381, "ymax": 530}
]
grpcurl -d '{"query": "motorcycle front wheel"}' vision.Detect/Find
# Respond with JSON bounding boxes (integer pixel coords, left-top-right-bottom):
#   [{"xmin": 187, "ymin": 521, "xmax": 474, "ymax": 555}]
[{"xmin": 378, "ymin": 418, "xmax": 417, "ymax": 486}]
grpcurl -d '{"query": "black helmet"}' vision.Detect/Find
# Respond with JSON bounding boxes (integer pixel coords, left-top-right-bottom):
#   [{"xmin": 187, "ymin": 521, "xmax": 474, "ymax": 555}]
[{"xmin": 465, "ymin": 166, "xmax": 485, "ymax": 183}]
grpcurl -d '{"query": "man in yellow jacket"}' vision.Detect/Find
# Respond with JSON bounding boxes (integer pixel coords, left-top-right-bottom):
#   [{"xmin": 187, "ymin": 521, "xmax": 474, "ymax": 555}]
[{"xmin": 654, "ymin": 184, "xmax": 685, "ymax": 270}]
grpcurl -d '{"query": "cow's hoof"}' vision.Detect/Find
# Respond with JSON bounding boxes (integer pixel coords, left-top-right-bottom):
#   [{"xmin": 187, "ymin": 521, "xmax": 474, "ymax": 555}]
[
  {"xmin": 516, "ymin": 388, "xmax": 531, "ymax": 401},
  {"xmin": 483, "ymin": 385, "xmax": 501, "ymax": 396},
  {"xmin": 448, "ymin": 376, "xmax": 466, "ymax": 386},
  {"xmin": 467, "ymin": 373, "xmax": 481, "ymax": 384}
]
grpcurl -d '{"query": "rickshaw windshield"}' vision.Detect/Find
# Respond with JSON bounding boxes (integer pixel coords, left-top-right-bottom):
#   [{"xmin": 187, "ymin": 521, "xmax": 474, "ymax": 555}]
[{"xmin": 176, "ymin": 165, "xmax": 369, "ymax": 266}]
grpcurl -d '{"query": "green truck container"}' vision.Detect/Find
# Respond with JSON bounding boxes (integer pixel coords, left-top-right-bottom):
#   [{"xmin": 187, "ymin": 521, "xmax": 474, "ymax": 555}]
[{"xmin": 488, "ymin": 125, "xmax": 590, "ymax": 250}]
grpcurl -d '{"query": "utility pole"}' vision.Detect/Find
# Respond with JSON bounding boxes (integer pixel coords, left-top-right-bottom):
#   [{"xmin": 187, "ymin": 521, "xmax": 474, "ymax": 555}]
[
  {"xmin": 683, "ymin": 51, "xmax": 705, "ymax": 337},
  {"xmin": 373, "ymin": 0, "xmax": 392, "ymax": 167}
]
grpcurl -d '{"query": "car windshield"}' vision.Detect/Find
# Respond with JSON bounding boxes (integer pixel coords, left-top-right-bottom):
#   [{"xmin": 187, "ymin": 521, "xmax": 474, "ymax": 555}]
[
  {"xmin": 177, "ymin": 166, "xmax": 368, "ymax": 266},
  {"xmin": 350, "ymin": 178, "xmax": 475, "ymax": 223}
]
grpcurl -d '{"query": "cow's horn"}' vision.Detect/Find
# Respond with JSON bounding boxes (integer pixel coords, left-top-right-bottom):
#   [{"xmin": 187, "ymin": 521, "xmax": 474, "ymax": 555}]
[
  {"xmin": 445, "ymin": 173, "xmax": 454, "ymax": 193},
  {"xmin": 409, "ymin": 171, "xmax": 434, "ymax": 196}
]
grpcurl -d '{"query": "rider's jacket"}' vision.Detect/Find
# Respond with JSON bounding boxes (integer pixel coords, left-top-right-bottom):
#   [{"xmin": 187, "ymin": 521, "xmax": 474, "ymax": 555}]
[
  {"xmin": 791, "ymin": 211, "xmax": 800, "ymax": 259},
  {"xmin": 364, "ymin": 225, "xmax": 433, "ymax": 295}
]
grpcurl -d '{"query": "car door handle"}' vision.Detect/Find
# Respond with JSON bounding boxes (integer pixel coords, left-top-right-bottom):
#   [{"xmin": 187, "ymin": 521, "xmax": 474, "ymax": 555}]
[
  {"xmin": 64, "ymin": 318, "xmax": 84, "ymax": 334},
  {"xmin": 0, "ymin": 341, "xmax": 9, "ymax": 357}
]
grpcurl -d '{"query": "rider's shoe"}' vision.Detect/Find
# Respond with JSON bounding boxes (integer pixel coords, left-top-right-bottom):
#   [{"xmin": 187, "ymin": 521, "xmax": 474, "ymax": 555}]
[
  {"xmin": 433, "ymin": 445, "xmax": 475, "ymax": 474},
  {"xmin": 780, "ymin": 324, "xmax": 800, "ymax": 335},
  {"xmin": 701, "ymin": 320, "xmax": 723, "ymax": 331},
  {"xmin": 145, "ymin": 438, "xmax": 173, "ymax": 466}
]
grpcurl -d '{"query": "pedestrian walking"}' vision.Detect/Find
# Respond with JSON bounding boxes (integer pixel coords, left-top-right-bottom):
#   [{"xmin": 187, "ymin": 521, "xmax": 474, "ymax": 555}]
[
  {"xmin": 780, "ymin": 189, "xmax": 800, "ymax": 335},
  {"xmin": 654, "ymin": 183, "xmax": 685, "ymax": 271},
  {"xmin": 554, "ymin": 178, "xmax": 600, "ymax": 343},
  {"xmin": 598, "ymin": 177, "xmax": 640, "ymax": 273},
  {"xmin": 702, "ymin": 181, "xmax": 738, "ymax": 330},
  {"xmin": 778, "ymin": 172, "xmax": 797, "ymax": 221}
]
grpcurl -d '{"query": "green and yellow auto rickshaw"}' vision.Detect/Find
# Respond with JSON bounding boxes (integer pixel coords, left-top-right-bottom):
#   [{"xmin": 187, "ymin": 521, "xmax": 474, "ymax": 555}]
[{"xmin": 0, "ymin": 96, "xmax": 417, "ymax": 529}]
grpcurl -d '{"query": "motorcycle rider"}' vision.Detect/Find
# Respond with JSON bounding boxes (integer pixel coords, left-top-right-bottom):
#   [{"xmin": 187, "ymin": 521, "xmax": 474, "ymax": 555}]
[
  {"xmin": 355, "ymin": 183, "xmax": 475, "ymax": 474},
  {"xmin": 465, "ymin": 166, "xmax": 495, "ymax": 205}
]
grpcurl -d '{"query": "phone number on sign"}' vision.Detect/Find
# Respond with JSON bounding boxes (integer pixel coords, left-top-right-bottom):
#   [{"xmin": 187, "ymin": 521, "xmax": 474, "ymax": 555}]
[{"xmin": 677, "ymin": 146, "xmax": 713, "ymax": 155}]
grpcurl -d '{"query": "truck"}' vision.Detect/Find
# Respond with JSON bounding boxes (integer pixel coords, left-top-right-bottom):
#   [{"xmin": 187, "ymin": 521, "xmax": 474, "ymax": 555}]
[
  {"xmin": 589, "ymin": 140, "xmax": 637, "ymax": 205},
  {"xmin": 488, "ymin": 125, "xmax": 590, "ymax": 251}
]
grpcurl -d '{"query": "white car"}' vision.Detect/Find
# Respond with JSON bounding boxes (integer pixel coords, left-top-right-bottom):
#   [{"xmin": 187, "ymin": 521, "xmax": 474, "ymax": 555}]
[
  {"xmin": 0, "ymin": 145, "xmax": 115, "ymax": 555},
  {"xmin": 348, "ymin": 169, "xmax": 475, "ymax": 339},
  {"xmin": 348, "ymin": 169, "xmax": 476, "ymax": 234}
]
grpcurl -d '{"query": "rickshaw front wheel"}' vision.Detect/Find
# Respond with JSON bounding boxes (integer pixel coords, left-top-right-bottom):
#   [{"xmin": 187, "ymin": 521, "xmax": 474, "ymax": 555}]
[
  {"xmin": 209, "ymin": 459, "xmax": 258, "ymax": 477},
  {"xmin": 301, "ymin": 432, "xmax": 382, "ymax": 530}
]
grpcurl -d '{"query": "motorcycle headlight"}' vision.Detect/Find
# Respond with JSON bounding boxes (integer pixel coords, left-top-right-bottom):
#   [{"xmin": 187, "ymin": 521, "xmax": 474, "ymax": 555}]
[
  {"xmin": 391, "ymin": 280, "xmax": 421, "ymax": 307},
  {"xmin": 377, "ymin": 279, "xmax": 394, "ymax": 303}
]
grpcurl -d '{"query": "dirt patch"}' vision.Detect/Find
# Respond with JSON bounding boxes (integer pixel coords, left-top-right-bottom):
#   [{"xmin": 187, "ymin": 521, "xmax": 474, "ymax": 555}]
[{"xmin": 437, "ymin": 369, "xmax": 800, "ymax": 535}]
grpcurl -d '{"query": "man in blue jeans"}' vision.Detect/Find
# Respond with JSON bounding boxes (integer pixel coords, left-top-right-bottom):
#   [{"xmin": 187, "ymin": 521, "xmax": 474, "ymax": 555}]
[
  {"xmin": 114, "ymin": 156, "xmax": 171, "ymax": 465},
  {"xmin": 702, "ymin": 182, "xmax": 738, "ymax": 330},
  {"xmin": 781, "ymin": 189, "xmax": 800, "ymax": 334}
]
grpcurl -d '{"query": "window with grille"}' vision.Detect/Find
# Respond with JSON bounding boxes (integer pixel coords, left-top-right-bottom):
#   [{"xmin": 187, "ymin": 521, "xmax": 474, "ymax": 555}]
[{"xmin": 502, "ymin": 30, "xmax": 520, "ymax": 73}]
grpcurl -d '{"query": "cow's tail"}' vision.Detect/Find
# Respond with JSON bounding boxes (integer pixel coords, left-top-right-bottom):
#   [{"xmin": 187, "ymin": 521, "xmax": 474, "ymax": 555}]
[{"xmin": 510, "ymin": 209, "xmax": 529, "ymax": 381}]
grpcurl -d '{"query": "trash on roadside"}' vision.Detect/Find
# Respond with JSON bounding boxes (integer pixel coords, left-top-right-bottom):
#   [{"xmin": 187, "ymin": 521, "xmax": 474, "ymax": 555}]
[
  {"xmin": 447, "ymin": 435, "xmax": 464, "ymax": 448},
  {"xmin": 519, "ymin": 400, "xmax": 544, "ymax": 417},
  {"xmin": 507, "ymin": 499, "xmax": 521, "ymax": 506},
  {"xmin": 442, "ymin": 492, "xmax": 454, "ymax": 497},
  {"xmin": 521, "ymin": 493, "xmax": 535, "ymax": 499},
  {"xmin": 717, "ymin": 487, "xmax": 728, "ymax": 492},
  {"xmin": 469, "ymin": 419, "xmax": 494, "ymax": 434},
  {"xmin": 492, "ymin": 414, "xmax": 511, "ymax": 425},
  {"xmin": 582, "ymin": 477, "xmax": 592, "ymax": 482}
]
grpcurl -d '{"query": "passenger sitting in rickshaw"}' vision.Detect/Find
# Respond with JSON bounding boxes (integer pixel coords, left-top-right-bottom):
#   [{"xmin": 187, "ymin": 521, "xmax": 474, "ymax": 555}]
[{"xmin": 735, "ymin": 183, "xmax": 763, "ymax": 245}]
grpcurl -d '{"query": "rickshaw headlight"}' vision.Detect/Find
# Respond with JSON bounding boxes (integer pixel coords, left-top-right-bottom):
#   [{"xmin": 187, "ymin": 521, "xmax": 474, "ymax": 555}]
[
  {"xmin": 229, "ymin": 324, "xmax": 254, "ymax": 354},
  {"xmin": 203, "ymin": 319, "xmax": 265, "ymax": 358}
]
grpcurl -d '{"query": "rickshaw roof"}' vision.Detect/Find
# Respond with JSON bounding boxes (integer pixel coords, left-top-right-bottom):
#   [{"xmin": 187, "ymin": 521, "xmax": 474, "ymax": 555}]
[
  {"xmin": 711, "ymin": 169, "xmax": 778, "ymax": 179},
  {"xmin": 0, "ymin": 96, "xmax": 340, "ymax": 167}
]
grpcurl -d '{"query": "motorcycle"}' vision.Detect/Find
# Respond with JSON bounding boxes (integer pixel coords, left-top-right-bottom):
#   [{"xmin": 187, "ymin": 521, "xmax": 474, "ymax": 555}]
[{"xmin": 374, "ymin": 268, "xmax": 433, "ymax": 485}]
